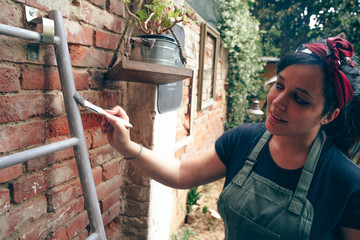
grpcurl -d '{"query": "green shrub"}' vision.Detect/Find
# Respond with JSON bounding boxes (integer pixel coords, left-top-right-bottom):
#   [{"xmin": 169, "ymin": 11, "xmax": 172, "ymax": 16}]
[{"xmin": 216, "ymin": 0, "xmax": 265, "ymax": 129}]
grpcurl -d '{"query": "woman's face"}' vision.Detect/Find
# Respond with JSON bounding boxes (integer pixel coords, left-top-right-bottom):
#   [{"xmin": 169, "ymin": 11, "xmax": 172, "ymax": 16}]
[{"xmin": 266, "ymin": 64, "xmax": 328, "ymax": 140}]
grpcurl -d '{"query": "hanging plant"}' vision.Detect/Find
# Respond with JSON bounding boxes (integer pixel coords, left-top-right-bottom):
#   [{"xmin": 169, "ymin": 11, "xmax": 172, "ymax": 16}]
[{"xmin": 121, "ymin": 0, "xmax": 194, "ymax": 35}]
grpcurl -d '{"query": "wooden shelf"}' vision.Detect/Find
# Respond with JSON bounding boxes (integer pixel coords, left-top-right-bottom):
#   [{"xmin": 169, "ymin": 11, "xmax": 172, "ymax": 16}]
[{"xmin": 105, "ymin": 60, "xmax": 193, "ymax": 84}]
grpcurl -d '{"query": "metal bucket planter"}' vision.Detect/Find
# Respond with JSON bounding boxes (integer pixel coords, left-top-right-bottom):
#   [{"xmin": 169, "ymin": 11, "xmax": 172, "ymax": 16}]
[{"xmin": 130, "ymin": 35, "xmax": 180, "ymax": 66}]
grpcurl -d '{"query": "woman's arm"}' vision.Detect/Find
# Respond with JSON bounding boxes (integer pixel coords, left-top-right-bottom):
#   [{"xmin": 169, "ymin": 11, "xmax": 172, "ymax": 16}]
[
  {"xmin": 342, "ymin": 227, "xmax": 360, "ymax": 240},
  {"xmin": 101, "ymin": 106, "xmax": 226, "ymax": 189}
]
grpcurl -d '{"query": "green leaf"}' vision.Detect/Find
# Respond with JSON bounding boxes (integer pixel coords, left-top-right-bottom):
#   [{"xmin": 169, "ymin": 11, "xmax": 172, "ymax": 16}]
[{"xmin": 137, "ymin": 9, "xmax": 148, "ymax": 21}]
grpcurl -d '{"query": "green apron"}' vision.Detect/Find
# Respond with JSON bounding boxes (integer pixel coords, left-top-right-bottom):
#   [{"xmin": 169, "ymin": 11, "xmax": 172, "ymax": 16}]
[{"xmin": 217, "ymin": 130, "xmax": 325, "ymax": 240}]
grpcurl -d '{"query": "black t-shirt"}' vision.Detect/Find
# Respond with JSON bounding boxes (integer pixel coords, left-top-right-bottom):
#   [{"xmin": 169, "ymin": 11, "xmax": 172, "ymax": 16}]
[{"xmin": 215, "ymin": 123, "xmax": 360, "ymax": 239}]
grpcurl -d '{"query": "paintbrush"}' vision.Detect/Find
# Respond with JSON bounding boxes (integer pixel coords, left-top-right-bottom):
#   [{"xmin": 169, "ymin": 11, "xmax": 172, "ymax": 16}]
[{"xmin": 73, "ymin": 92, "xmax": 133, "ymax": 128}]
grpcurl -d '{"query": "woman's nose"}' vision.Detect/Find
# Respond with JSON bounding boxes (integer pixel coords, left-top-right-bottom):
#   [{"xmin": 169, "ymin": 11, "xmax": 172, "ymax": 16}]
[{"xmin": 272, "ymin": 92, "xmax": 288, "ymax": 112}]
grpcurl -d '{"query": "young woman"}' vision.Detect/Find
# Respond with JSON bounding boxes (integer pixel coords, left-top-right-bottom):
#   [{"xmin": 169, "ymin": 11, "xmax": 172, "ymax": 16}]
[{"xmin": 101, "ymin": 37, "xmax": 360, "ymax": 239}]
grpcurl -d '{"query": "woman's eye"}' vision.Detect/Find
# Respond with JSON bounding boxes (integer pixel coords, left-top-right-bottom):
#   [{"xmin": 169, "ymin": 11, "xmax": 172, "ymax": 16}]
[
  {"xmin": 275, "ymin": 82, "xmax": 284, "ymax": 89},
  {"xmin": 295, "ymin": 95, "xmax": 309, "ymax": 105}
]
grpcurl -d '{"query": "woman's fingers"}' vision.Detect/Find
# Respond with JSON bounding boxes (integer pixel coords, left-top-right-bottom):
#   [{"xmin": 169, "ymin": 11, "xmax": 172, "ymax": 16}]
[{"xmin": 107, "ymin": 106, "xmax": 130, "ymax": 121}]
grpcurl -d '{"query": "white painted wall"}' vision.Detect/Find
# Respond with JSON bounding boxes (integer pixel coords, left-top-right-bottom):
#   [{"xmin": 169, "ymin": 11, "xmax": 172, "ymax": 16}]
[{"xmin": 147, "ymin": 109, "xmax": 177, "ymax": 240}]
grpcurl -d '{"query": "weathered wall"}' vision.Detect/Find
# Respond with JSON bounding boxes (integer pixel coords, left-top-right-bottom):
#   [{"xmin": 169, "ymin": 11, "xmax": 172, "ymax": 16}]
[
  {"xmin": 0, "ymin": 0, "xmax": 228, "ymax": 239},
  {"xmin": 0, "ymin": 1, "xmax": 128, "ymax": 239}
]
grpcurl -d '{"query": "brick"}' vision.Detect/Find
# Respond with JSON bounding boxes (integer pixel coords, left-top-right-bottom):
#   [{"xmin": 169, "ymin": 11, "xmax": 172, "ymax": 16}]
[
  {"xmin": 75, "ymin": 230, "xmax": 89, "ymax": 240},
  {"xmin": 79, "ymin": 1, "xmax": 123, "ymax": 33},
  {"xmin": 66, "ymin": 211, "xmax": 89, "ymax": 239},
  {"xmin": 19, "ymin": 209, "xmax": 85, "ymax": 240},
  {"xmin": 100, "ymin": 189, "xmax": 120, "ymax": 212},
  {"xmin": 90, "ymin": 128, "xmax": 108, "ymax": 148},
  {"xmin": 19, "ymin": 198, "xmax": 85, "ymax": 239},
  {"xmin": 125, "ymin": 198, "xmax": 149, "ymax": 217},
  {"xmin": 0, "ymin": 66, "xmax": 20, "ymax": 92},
  {"xmin": 22, "ymin": 0, "xmax": 70, "ymax": 18},
  {"xmin": 89, "ymin": 146, "xmax": 119, "ymax": 168},
  {"xmin": 69, "ymin": 45, "xmax": 113, "ymax": 68},
  {"xmin": 102, "ymin": 201, "xmax": 121, "ymax": 226},
  {"xmin": 18, "ymin": 215, "xmax": 54, "ymax": 240},
  {"xmin": 19, "ymin": 198, "xmax": 85, "ymax": 240},
  {"xmin": 92, "ymin": 166, "xmax": 103, "ymax": 186},
  {"xmin": 66, "ymin": 22, "xmax": 93, "ymax": 46},
  {"xmin": 44, "ymin": 93, "xmax": 66, "ymax": 117},
  {"xmin": 0, "ymin": 196, "xmax": 47, "ymax": 239},
  {"xmin": 90, "ymin": 0, "xmax": 106, "ymax": 9},
  {"xmin": 49, "ymin": 227, "xmax": 68, "ymax": 240},
  {"xmin": 0, "ymin": 121, "xmax": 46, "ymax": 153},
  {"xmin": 53, "ymin": 197, "xmax": 85, "ymax": 228},
  {"xmin": 11, "ymin": 171, "xmax": 47, "ymax": 202},
  {"xmin": 102, "ymin": 159, "xmax": 120, "ymax": 180},
  {"xmin": 48, "ymin": 113, "xmax": 102, "ymax": 142},
  {"xmin": 81, "ymin": 112, "xmax": 103, "ymax": 130},
  {"xmin": 175, "ymin": 146, "xmax": 186, "ymax": 159},
  {"xmin": 74, "ymin": 70, "xmax": 90, "ymax": 90},
  {"xmin": 46, "ymin": 159, "xmax": 79, "ymax": 188},
  {"xmin": 47, "ymin": 179, "xmax": 82, "ymax": 211},
  {"xmin": 89, "ymin": 70, "xmax": 105, "ymax": 89},
  {"xmin": 125, "ymin": 184, "xmax": 150, "ymax": 202},
  {"xmin": 0, "ymin": 187, "xmax": 10, "ymax": 214},
  {"xmin": 21, "ymin": 67, "xmax": 87, "ymax": 91},
  {"xmin": 105, "ymin": 220, "xmax": 121, "ymax": 240},
  {"xmin": 0, "ymin": 164, "xmax": 22, "ymax": 183},
  {"xmin": 0, "ymin": 2, "xmax": 23, "ymax": 26},
  {"xmin": 126, "ymin": 164, "xmax": 150, "ymax": 186},
  {"xmin": 95, "ymin": 30, "xmax": 121, "ymax": 50},
  {"xmin": 108, "ymin": 0, "xmax": 125, "ymax": 16},
  {"xmin": 96, "ymin": 175, "xmax": 123, "ymax": 201},
  {"xmin": 84, "ymin": 130, "xmax": 92, "ymax": 150},
  {"xmin": 20, "ymin": 66, "xmax": 61, "ymax": 90},
  {"xmin": 81, "ymin": 90, "xmax": 118, "ymax": 109},
  {"xmin": 0, "ymin": 94, "xmax": 46, "ymax": 123},
  {"xmin": 176, "ymin": 127, "xmax": 189, "ymax": 140},
  {"xmin": 0, "ymin": 37, "xmax": 27, "ymax": 63},
  {"xmin": 47, "ymin": 116, "xmax": 70, "ymax": 138},
  {"xmin": 21, "ymin": 67, "xmax": 89, "ymax": 91}
]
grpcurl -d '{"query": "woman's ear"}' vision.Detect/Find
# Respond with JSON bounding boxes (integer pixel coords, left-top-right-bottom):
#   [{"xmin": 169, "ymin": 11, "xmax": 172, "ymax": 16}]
[{"xmin": 321, "ymin": 108, "xmax": 340, "ymax": 125}]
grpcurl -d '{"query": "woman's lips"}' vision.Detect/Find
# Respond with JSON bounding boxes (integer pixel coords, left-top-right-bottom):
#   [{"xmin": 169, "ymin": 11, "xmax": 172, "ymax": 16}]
[{"xmin": 269, "ymin": 111, "xmax": 287, "ymax": 123}]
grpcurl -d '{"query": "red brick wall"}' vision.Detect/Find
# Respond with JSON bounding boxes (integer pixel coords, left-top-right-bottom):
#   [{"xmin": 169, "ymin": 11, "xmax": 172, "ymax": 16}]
[{"xmin": 0, "ymin": 1, "xmax": 126, "ymax": 239}]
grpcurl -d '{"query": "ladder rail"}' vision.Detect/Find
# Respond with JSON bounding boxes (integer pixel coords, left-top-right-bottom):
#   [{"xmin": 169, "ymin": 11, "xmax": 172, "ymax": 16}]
[
  {"xmin": 0, "ymin": 10, "xmax": 107, "ymax": 240},
  {"xmin": 0, "ymin": 137, "xmax": 79, "ymax": 170},
  {"xmin": 49, "ymin": 10, "xmax": 107, "ymax": 240}
]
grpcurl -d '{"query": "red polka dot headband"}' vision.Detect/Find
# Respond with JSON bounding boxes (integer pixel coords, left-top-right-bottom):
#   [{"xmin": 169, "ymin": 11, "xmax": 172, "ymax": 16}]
[{"xmin": 303, "ymin": 37, "xmax": 354, "ymax": 109}]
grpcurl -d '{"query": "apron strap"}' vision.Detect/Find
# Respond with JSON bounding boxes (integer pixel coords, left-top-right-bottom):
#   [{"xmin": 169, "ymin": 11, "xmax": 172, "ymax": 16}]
[
  {"xmin": 288, "ymin": 130, "xmax": 325, "ymax": 215},
  {"xmin": 234, "ymin": 131, "xmax": 272, "ymax": 186}
]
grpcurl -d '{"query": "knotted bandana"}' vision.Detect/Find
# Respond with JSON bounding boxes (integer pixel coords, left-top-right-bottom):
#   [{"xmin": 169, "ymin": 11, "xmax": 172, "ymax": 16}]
[{"xmin": 303, "ymin": 37, "xmax": 354, "ymax": 109}]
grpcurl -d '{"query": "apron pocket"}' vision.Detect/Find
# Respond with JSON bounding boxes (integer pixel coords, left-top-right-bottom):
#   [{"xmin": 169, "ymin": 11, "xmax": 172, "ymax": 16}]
[{"xmin": 228, "ymin": 206, "xmax": 281, "ymax": 240}]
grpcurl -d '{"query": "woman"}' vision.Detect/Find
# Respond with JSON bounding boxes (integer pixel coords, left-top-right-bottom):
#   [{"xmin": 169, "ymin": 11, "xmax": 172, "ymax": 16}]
[{"xmin": 102, "ymin": 37, "xmax": 360, "ymax": 239}]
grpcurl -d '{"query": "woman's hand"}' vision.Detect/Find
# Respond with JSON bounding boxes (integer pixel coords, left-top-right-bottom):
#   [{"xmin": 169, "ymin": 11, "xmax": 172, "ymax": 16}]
[{"xmin": 101, "ymin": 106, "xmax": 132, "ymax": 154}]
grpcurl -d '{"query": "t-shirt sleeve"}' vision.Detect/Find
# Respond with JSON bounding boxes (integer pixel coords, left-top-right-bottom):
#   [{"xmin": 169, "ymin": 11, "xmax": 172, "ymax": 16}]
[
  {"xmin": 215, "ymin": 127, "xmax": 237, "ymax": 166},
  {"xmin": 215, "ymin": 123, "xmax": 266, "ymax": 167}
]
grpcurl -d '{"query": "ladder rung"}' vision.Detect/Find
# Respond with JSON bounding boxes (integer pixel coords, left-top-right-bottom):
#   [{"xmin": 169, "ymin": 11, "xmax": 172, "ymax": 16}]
[
  {"xmin": 0, "ymin": 137, "xmax": 79, "ymax": 170},
  {"xmin": 0, "ymin": 23, "xmax": 60, "ymax": 44}
]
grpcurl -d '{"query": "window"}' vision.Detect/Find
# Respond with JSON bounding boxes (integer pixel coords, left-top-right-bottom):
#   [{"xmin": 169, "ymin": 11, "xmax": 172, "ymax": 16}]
[{"xmin": 197, "ymin": 23, "xmax": 220, "ymax": 110}]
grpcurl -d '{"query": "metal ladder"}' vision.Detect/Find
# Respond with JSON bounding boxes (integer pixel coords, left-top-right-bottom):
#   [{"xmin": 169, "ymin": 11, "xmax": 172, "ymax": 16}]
[{"xmin": 0, "ymin": 8, "xmax": 106, "ymax": 240}]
